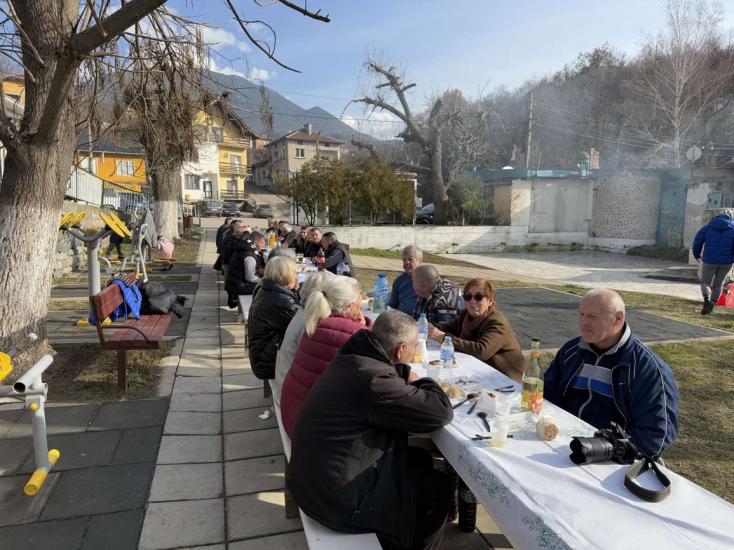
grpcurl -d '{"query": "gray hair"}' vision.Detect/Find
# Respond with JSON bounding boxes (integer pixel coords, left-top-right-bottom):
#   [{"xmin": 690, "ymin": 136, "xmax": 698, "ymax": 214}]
[
  {"xmin": 723, "ymin": 209, "xmax": 734, "ymax": 219},
  {"xmin": 412, "ymin": 264, "xmax": 440, "ymax": 286},
  {"xmin": 372, "ymin": 310, "xmax": 417, "ymax": 354},
  {"xmin": 263, "ymin": 256, "xmax": 296, "ymax": 287},
  {"xmin": 582, "ymin": 288, "xmax": 626, "ymax": 317},
  {"xmin": 299, "ymin": 270, "xmax": 336, "ymax": 304},
  {"xmin": 402, "ymin": 245, "xmax": 423, "ymax": 261},
  {"xmin": 280, "ymin": 222, "xmax": 292, "ymax": 233},
  {"xmin": 268, "ymin": 246, "xmax": 296, "ymax": 261}
]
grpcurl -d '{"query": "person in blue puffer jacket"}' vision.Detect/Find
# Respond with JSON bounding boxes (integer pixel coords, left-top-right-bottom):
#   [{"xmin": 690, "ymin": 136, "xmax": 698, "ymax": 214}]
[
  {"xmin": 544, "ymin": 289, "xmax": 679, "ymax": 459},
  {"xmin": 692, "ymin": 209, "xmax": 734, "ymax": 314}
]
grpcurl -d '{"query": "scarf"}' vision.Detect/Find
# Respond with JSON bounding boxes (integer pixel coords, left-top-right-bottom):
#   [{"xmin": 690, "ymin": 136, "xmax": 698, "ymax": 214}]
[{"xmin": 459, "ymin": 309, "xmax": 490, "ymax": 339}]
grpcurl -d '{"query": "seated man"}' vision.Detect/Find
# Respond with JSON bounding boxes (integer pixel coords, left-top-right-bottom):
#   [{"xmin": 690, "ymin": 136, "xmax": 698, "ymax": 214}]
[
  {"xmin": 279, "ymin": 222, "xmax": 298, "ymax": 247},
  {"xmin": 412, "ymin": 264, "xmax": 464, "ymax": 324},
  {"xmin": 286, "ymin": 310, "xmax": 454, "ymax": 550},
  {"xmin": 321, "ymin": 231, "xmax": 356, "ymax": 276},
  {"xmin": 544, "ymin": 289, "xmax": 680, "ymax": 458},
  {"xmin": 304, "ymin": 227, "xmax": 323, "ymax": 258},
  {"xmin": 388, "ymin": 245, "xmax": 422, "ymax": 315}
]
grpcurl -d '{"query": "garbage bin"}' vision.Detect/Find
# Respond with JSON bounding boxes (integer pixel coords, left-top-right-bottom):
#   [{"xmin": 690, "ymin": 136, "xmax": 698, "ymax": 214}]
[{"xmin": 183, "ymin": 215, "xmax": 194, "ymax": 236}]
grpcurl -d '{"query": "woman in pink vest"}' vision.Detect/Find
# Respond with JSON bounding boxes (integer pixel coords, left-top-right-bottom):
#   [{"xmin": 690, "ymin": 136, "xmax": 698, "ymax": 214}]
[{"xmin": 281, "ymin": 275, "xmax": 370, "ymax": 437}]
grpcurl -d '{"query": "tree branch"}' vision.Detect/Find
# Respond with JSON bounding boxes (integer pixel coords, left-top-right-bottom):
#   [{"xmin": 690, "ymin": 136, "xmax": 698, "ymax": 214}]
[
  {"xmin": 276, "ymin": 0, "xmax": 330, "ymax": 22},
  {"xmin": 350, "ymin": 138, "xmax": 380, "ymax": 161}
]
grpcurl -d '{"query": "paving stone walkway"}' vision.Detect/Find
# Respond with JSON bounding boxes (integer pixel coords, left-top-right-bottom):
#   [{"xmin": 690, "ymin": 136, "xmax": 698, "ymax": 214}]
[{"xmin": 139, "ymin": 228, "xmax": 506, "ymax": 549}]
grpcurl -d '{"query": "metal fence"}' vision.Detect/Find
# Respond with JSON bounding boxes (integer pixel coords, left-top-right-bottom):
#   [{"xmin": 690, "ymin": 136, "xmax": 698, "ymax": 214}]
[{"xmin": 66, "ymin": 167, "xmax": 154, "ymax": 213}]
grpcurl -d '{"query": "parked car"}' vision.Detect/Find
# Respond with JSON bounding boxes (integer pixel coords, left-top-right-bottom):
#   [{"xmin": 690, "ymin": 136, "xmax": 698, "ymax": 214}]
[
  {"xmin": 254, "ymin": 203, "xmax": 274, "ymax": 218},
  {"xmin": 197, "ymin": 200, "xmax": 224, "ymax": 217},
  {"xmin": 415, "ymin": 203, "xmax": 434, "ymax": 224},
  {"xmin": 222, "ymin": 202, "xmax": 240, "ymax": 217}
]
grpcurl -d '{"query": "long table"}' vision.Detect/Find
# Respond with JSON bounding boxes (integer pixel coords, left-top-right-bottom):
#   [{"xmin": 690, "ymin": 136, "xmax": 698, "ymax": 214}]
[{"xmin": 412, "ymin": 346, "xmax": 734, "ymax": 549}]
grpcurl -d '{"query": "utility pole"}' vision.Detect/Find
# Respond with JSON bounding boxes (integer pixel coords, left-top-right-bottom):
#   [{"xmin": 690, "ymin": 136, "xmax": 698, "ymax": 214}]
[{"xmin": 525, "ymin": 91, "xmax": 534, "ymax": 173}]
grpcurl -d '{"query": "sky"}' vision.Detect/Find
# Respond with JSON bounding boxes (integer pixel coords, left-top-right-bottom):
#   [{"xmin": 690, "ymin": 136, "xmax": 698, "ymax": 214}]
[{"xmin": 168, "ymin": 0, "xmax": 734, "ymax": 138}]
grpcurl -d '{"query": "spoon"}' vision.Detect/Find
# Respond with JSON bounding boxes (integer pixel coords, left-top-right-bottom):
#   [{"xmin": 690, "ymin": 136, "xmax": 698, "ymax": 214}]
[
  {"xmin": 477, "ymin": 411, "xmax": 492, "ymax": 432},
  {"xmin": 452, "ymin": 392, "xmax": 478, "ymax": 409}
]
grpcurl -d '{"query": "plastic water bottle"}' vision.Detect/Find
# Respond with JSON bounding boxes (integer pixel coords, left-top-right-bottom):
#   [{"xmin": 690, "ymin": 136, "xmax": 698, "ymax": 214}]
[
  {"xmin": 417, "ymin": 313, "xmax": 429, "ymax": 341},
  {"xmin": 440, "ymin": 335, "xmax": 455, "ymax": 381},
  {"xmin": 336, "ymin": 261, "xmax": 347, "ymax": 276},
  {"xmin": 372, "ymin": 273, "xmax": 389, "ymax": 313}
]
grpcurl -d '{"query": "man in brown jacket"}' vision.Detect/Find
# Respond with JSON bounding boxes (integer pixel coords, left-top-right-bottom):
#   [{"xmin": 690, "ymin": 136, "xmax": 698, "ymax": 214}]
[{"xmin": 428, "ymin": 278, "xmax": 525, "ymax": 381}]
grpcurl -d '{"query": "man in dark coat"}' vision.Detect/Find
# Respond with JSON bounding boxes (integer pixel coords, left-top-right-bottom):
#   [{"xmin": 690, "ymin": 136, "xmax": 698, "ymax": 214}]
[
  {"xmin": 215, "ymin": 217, "xmax": 232, "ymax": 254},
  {"xmin": 303, "ymin": 227, "xmax": 323, "ymax": 258},
  {"xmin": 286, "ymin": 310, "xmax": 454, "ymax": 550},
  {"xmin": 321, "ymin": 231, "xmax": 356, "ymax": 276},
  {"xmin": 692, "ymin": 209, "xmax": 734, "ymax": 314},
  {"xmin": 225, "ymin": 232, "xmax": 266, "ymax": 308},
  {"xmin": 219, "ymin": 221, "xmax": 243, "ymax": 279}
]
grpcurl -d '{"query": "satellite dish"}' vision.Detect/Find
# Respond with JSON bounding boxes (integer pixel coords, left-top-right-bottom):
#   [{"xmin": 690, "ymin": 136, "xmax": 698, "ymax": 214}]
[{"xmin": 686, "ymin": 146, "xmax": 702, "ymax": 162}]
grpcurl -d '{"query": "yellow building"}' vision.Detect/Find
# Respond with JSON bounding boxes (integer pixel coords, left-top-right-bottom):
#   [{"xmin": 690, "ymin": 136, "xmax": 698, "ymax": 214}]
[
  {"xmin": 75, "ymin": 137, "xmax": 147, "ymax": 193},
  {"xmin": 183, "ymin": 99, "xmax": 259, "ymax": 202}
]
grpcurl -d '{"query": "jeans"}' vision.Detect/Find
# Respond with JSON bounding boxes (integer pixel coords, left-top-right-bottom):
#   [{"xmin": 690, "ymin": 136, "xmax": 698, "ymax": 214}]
[{"xmin": 700, "ymin": 262, "xmax": 732, "ymax": 303}]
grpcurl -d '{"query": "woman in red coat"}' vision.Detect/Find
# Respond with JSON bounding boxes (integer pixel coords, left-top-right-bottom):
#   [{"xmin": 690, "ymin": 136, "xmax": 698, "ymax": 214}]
[{"xmin": 281, "ymin": 275, "xmax": 370, "ymax": 437}]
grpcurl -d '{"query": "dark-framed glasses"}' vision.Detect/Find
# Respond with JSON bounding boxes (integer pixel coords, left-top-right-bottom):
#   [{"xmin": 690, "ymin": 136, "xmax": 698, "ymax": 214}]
[{"xmin": 463, "ymin": 293, "xmax": 486, "ymax": 302}]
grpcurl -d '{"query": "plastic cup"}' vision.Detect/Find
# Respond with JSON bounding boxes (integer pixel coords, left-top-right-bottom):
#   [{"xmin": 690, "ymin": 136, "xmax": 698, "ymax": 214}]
[
  {"xmin": 491, "ymin": 420, "xmax": 509, "ymax": 448},
  {"xmin": 495, "ymin": 393, "xmax": 513, "ymax": 417},
  {"xmin": 426, "ymin": 365, "xmax": 441, "ymax": 380}
]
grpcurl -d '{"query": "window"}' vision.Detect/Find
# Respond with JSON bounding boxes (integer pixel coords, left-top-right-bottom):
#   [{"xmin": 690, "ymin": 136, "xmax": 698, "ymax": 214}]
[
  {"xmin": 184, "ymin": 174, "xmax": 200, "ymax": 190},
  {"xmin": 203, "ymin": 181, "xmax": 213, "ymax": 198},
  {"xmin": 226, "ymin": 179, "xmax": 237, "ymax": 192},
  {"xmin": 295, "ymin": 148, "xmax": 306, "ymax": 159},
  {"xmin": 115, "ymin": 160, "xmax": 135, "ymax": 176},
  {"xmin": 229, "ymin": 155, "xmax": 241, "ymax": 166},
  {"xmin": 210, "ymin": 127, "xmax": 223, "ymax": 142}
]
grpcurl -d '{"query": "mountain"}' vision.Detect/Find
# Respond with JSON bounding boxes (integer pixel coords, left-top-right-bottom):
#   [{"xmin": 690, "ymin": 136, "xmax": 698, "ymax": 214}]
[{"xmin": 203, "ymin": 71, "xmax": 374, "ymax": 144}]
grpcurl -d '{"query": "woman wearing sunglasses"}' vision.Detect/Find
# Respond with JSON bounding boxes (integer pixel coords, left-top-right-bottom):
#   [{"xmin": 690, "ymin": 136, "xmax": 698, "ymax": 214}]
[{"xmin": 427, "ymin": 278, "xmax": 525, "ymax": 381}]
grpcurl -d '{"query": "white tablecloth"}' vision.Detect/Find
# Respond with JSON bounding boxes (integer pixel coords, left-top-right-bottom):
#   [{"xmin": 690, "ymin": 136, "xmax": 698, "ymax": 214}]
[{"xmin": 412, "ymin": 347, "xmax": 734, "ymax": 550}]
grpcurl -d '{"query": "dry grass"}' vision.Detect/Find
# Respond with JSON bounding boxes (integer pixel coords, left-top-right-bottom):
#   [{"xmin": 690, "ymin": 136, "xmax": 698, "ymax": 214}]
[{"xmin": 44, "ymin": 341, "xmax": 176, "ymax": 402}]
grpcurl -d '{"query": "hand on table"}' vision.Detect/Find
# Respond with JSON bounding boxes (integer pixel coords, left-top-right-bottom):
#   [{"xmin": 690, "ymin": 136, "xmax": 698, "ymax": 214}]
[{"xmin": 427, "ymin": 324, "xmax": 445, "ymax": 343}]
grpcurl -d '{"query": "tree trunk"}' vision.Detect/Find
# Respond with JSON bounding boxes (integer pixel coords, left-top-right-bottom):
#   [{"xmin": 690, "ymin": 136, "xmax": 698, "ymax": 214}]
[
  {"xmin": 152, "ymin": 168, "xmax": 181, "ymax": 240},
  {"xmin": 0, "ymin": 126, "xmax": 77, "ymax": 358},
  {"xmin": 429, "ymin": 137, "xmax": 448, "ymax": 224}
]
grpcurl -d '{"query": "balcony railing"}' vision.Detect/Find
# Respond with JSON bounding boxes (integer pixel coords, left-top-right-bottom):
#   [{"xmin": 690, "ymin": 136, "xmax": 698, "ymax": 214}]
[
  {"xmin": 220, "ymin": 190, "xmax": 246, "ymax": 201},
  {"xmin": 219, "ymin": 162, "xmax": 250, "ymax": 176}
]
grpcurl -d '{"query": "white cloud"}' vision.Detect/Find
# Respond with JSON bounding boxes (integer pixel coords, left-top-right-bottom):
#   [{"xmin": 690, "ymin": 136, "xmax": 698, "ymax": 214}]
[
  {"xmin": 200, "ymin": 26, "xmax": 251, "ymax": 54},
  {"xmin": 249, "ymin": 67, "xmax": 275, "ymax": 81},
  {"xmin": 208, "ymin": 58, "xmax": 245, "ymax": 78},
  {"xmin": 343, "ymin": 110, "xmax": 404, "ymax": 140}
]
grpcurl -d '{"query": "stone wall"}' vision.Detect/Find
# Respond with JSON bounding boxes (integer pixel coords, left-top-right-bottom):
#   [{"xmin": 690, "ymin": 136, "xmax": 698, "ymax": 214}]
[
  {"xmin": 327, "ymin": 224, "xmax": 649, "ymax": 254},
  {"xmin": 591, "ymin": 171, "xmax": 660, "ymax": 240},
  {"xmin": 53, "ymin": 200, "xmax": 109, "ymax": 279}
]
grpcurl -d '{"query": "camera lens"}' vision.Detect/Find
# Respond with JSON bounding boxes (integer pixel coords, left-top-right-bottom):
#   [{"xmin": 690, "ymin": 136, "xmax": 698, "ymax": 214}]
[{"xmin": 570, "ymin": 436, "xmax": 614, "ymax": 464}]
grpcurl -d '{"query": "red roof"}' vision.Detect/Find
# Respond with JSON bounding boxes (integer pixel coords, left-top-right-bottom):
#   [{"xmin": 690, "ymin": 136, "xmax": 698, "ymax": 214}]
[{"xmin": 275, "ymin": 126, "xmax": 343, "ymax": 145}]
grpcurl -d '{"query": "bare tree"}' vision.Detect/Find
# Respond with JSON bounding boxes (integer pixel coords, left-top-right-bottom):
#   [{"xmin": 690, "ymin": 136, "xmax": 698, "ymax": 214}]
[
  {"xmin": 354, "ymin": 60, "xmax": 457, "ymax": 223},
  {"xmin": 0, "ymin": 0, "xmax": 329, "ymax": 362},
  {"xmin": 629, "ymin": 0, "xmax": 732, "ymax": 167}
]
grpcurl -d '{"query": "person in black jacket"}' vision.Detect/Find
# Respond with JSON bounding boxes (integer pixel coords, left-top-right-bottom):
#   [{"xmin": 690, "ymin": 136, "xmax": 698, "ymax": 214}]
[
  {"xmin": 321, "ymin": 232, "xmax": 356, "ymax": 276},
  {"xmin": 289, "ymin": 225, "xmax": 310, "ymax": 254},
  {"xmin": 215, "ymin": 217, "xmax": 232, "ymax": 254},
  {"xmin": 304, "ymin": 227, "xmax": 323, "ymax": 258},
  {"xmin": 219, "ymin": 221, "xmax": 243, "ymax": 279},
  {"xmin": 248, "ymin": 256, "xmax": 300, "ymax": 380},
  {"xmin": 225, "ymin": 232, "xmax": 266, "ymax": 308},
  {"xmin": 286, "ymin": 310, "xmax": 454, "ymax": 550}
]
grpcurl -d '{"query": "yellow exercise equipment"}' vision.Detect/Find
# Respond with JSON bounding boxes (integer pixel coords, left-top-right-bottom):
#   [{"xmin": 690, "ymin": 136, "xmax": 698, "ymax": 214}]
[
  {"xmin": 0, "ymin": 351, "xmax": 12, "ymax": 383},
  {"xmin": 107, "ymin": 212, "xmax": 133, "ymax": 237},
  {"xmin": 68, "ymin": 212, "xmax": 86, "ymax": 227},
  {"xmin": 99, "ymin": 211, "xmax": 127, "ymax": 238},
  {"xmin": 58, "ymin": 211, "xmax": 74, "ymax": 229}
]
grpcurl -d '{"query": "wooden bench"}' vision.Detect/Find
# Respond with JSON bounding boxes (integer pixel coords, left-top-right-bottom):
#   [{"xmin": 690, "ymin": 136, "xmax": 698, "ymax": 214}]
[
  {"xmin": 90, "ymin": 278, "xmax": 172, "ymax": 391},
  {"xmin": 268, "ymin": 381, "xmax": 381, "ymax": 549}
]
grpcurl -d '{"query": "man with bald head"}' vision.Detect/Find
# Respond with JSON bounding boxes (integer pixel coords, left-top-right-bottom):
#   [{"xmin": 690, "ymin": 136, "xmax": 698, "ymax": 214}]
[
  {"xmin": 544, "ymin": 289, "xmax": 680, "ymax": 459},
  {"xmin": 412, "ymin": 264, "xmax": 464, "ymax": 324}
]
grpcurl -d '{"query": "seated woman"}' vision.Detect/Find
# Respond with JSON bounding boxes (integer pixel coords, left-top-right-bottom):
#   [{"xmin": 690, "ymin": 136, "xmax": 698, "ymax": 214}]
[
  {"xmin": 281, "ymin": 275, "xmax": 371, "ymax": 437},
  {"xmin": 273, "ymin": 271, "xmax": 336, "ymax": 407},
  {"xmin": 248, "ymin": 257, "xmax": 300, "ymax": 381},
  {"xmin": 428, "ymin": 278, "xmax": 525, "ymax": 381}
]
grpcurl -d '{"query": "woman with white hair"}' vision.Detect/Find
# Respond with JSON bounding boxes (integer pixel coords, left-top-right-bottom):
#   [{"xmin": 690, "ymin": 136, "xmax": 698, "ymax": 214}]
[
  {"xmin": 280, "ymin": 275, "xmax": 370, "ymax": 437},
  {"xmin": 272, "ymin": 271, "xmax": 336, "ymax": 406}
]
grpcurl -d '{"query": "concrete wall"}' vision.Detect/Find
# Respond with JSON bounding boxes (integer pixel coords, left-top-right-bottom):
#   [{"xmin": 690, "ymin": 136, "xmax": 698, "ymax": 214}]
[
  {"xmin": 591, "ymin": 171, "xmax": 660, "ymax": 240},
  {"xmin": 683, "ymin": 180, "xmax": 734, "ymax": 263},
  {"xmin": 327, "ymin": 224, "xmax": 649, "ymax": 254},
  {"xmin": 493, "ymin": 184, "xmax": 512, "ymax": 225},
  {"xmin": 528, "ymin": 179, "xmax": 593, "ymax": 233}
]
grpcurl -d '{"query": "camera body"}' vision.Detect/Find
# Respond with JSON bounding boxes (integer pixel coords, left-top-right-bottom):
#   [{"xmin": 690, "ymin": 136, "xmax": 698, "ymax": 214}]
[{"xmin": 570, "ymin": 422, "xmax": 641, "ymax": 465}]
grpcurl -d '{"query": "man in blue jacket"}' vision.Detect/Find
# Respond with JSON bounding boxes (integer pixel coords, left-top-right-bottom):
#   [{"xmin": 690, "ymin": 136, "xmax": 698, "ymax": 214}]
[
  {"xmin": 544, "ymin": 289, "xmax": 679, "ymax": 459},
  {"xmin": 388, "ymin": 245, "xmax": 423, "ymax": 315},
  {"xmin": 692, "ymin": 210, "xmax": 734, "ymax": 314}
]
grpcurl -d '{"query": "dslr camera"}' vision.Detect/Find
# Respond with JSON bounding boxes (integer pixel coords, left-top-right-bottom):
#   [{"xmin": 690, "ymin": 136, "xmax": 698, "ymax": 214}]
[{"xmin": 569, "ymin": 422, "xmax": 641, "ymax": 465}]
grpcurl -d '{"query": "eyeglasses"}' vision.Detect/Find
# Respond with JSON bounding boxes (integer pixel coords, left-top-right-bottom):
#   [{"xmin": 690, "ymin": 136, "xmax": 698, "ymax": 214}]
[{"xmin": 463, "ymin": 293, "xmax": 487, "ymax": 302}]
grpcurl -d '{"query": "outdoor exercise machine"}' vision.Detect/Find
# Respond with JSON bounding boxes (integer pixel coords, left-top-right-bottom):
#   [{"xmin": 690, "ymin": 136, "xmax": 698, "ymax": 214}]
[
  {"xmin": 0, "ymin": 334, "xmax": 60, "ymax": 496},
  {"xmin": 58, "ymin": 210, "xmax": 132, "ymax": 326}
]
